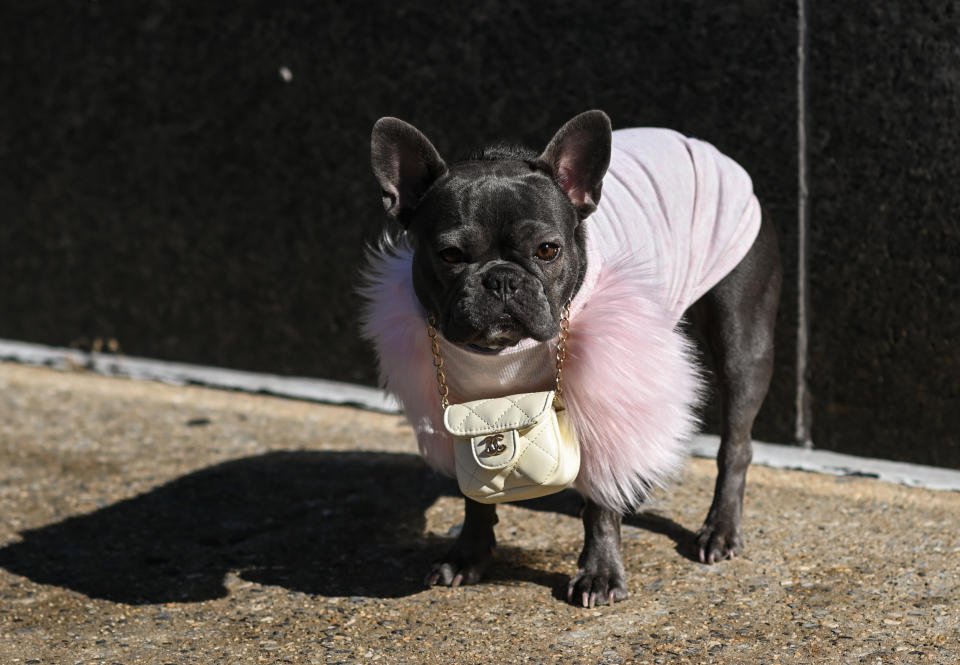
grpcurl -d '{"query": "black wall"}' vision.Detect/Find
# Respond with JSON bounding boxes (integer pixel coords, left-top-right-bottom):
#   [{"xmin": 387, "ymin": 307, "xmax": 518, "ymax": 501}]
[
  {"xmin": 806, "ymin": 2, "xmax": 960, "ymax": 466},
  {"xmin": 1, "ymin": 1, "xmax": 956, "ymax": 467}
]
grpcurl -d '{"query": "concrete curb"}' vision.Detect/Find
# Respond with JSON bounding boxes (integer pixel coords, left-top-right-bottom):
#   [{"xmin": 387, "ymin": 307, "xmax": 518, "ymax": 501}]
[
  {"xmin": 0, "ymin": 338, "xmax": 400, "ymax": 413},
  {"xmin": 688, "ymin": 435, "xmax": 960, "ymax": 493},
  {"xmin": 3, "ymin": 337, "xmax": 958, "ymax": 492}
]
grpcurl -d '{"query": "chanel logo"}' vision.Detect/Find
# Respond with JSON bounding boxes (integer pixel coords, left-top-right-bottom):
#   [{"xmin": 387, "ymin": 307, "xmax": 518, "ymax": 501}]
[{"xmin": 478, "ymin": 434, "xmax": 507, "ymax": 457}]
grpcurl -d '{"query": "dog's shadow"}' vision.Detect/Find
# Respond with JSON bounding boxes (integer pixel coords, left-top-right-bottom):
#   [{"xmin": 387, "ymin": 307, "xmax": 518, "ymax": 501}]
[{"xmin": 0, "ymin": 450, "xmax": 698, "ymax": 604}]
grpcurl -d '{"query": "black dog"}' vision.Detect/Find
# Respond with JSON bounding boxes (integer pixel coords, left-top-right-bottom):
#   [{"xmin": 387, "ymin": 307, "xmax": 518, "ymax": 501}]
[{"xmin": 367, "ymin": 111, "xmax": 781, "ymax": 607}]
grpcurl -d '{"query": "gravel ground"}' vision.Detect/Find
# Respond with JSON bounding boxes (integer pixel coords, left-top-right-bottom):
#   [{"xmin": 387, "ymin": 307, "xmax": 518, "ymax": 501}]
[{"xmin": 0, "ymin": 363, "xmax": 957, "ymax": 664}]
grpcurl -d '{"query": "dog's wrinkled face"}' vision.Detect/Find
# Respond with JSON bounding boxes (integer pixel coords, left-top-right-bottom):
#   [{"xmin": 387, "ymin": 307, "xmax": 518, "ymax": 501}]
[
  {"xmin": 408, "ymin": 159, "xmax": 580, "ymax": 349},
  {"xmin": 371, "ymin": 111, "xmax": 612, "ymax": 350}
]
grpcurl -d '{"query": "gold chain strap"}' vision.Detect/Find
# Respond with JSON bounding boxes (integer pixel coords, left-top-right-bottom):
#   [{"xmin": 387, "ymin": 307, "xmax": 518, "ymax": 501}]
[
  {"xmin": 427, "ymin": 302, "xmax": 571, "ymax": 410},
  {"xmin": 426, "ymin": 317, "xmax": 451, "ymax": 409},
  {"xmin": 554, "ymin": 302, "xmax": 571, "ymax": 398}
]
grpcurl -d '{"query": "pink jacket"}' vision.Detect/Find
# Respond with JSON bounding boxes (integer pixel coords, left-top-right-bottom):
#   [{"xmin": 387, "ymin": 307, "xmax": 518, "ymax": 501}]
[{"xmin": 361, "ymin": 128, "xmax": 761, "ymax": 512}]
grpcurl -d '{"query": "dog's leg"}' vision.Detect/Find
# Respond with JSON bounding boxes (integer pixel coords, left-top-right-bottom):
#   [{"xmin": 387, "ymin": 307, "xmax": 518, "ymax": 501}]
[
  {"xmin": 567, "ymin": 499, "xmax": 629, "ymax": 607},
  {"xmin": 693, "ymin": 213, "xmax": 781, "ymax": 564},
  {"xmin": 425, "ymin": 498, "xmax": 497, "ymax": 587}
]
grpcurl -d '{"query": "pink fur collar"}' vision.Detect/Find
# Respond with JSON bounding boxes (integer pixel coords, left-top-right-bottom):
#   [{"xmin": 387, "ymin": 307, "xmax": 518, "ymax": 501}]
[{"xmin": 359, "ymin": 234, "xmax": 702, "ymax": 512}]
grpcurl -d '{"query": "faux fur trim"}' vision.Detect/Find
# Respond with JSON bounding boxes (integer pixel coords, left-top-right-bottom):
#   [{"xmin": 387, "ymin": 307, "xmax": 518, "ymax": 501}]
[
  {"xmin": 359, "ymin": 233, "xmax": 703, "ymax": 512},
  {"xmin": 562, "ymin": 257, "xmax": 703, "ymax": 510},
  {"xmin": 357, "ymin": 234, "xmax": 457, "ymax": 473}
]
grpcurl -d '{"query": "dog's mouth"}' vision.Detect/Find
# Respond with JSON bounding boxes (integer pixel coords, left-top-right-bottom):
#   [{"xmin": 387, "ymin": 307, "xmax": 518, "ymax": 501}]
[
  {"xmin": 462, "ymin": 314, "xmax": 525, "ymax": 353},
  {"xmin": 465, "ymin": 343, "xmax": 509, "ymax": 353}
]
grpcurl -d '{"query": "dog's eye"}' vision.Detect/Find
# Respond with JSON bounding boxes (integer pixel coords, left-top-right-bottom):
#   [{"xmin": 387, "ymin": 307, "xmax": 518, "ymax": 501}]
[
  {"xmin": 535, "ymin": 243, "xmax": 560, "ymax": 261},
  {"xmin": 439, "ymin": 248, "xmax": 466, "ymax": 264}
]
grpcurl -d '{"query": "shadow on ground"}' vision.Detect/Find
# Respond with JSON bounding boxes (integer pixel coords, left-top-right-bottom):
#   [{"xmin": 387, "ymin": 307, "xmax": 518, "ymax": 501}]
[
  {"xmin": 0, "ymin": 450, "xmax": 700, "ymax": 604},
  {"xmin": 0, "ymin": 451, "xmax": 457, "ymax": 603}
]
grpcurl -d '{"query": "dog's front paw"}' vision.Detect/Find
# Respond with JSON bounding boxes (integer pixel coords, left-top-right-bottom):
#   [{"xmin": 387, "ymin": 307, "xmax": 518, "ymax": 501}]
[
  {"xmin": 424, "ymin": 557, "xmax": 488, "ymax": 588},
  {"xmin": 566, "ymin": 566, "xmax": 629, "ymax": 608},
  {"xmin": 425, "ymin": 541, "xmax": 494, "ymax": 588},
  {"xmin": 694, "ymin": 519, "xmax": 743, "ymax": 564}
]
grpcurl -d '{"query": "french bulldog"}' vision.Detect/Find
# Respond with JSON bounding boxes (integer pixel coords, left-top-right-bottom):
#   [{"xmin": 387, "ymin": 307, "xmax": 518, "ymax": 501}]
[{"xmin": 367, "ymin": 110, "xmax": 781, "ymax": 607}]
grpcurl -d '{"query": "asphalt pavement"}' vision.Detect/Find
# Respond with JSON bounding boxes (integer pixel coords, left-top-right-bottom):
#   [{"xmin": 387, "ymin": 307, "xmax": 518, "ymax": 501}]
[{"xmin": 0, "ymin": 363, "xmax": 957, "ymax": 664}]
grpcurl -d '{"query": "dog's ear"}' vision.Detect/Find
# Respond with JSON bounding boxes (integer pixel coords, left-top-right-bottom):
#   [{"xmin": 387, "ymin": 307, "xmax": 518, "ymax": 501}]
[
  {"xmin": 371, "ymin": 118, "xmax": 447, "ymax": 226},
  {"xmin": 538, "ymin": 110, "xmax": 612, "ymax": 220}
]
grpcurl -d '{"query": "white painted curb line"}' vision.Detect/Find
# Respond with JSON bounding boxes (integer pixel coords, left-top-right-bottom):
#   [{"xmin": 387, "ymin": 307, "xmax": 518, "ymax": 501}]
[
  {"xmin": 2, "ymin": 338, "xmax": 958, "ymax": 492},
  {"xmin": 0, "ymin": 339, "xmax": 399, "ymax": 413},
  {"xmin": 688, "ymin": 436, "xmax": 960, "ymax": 493}
]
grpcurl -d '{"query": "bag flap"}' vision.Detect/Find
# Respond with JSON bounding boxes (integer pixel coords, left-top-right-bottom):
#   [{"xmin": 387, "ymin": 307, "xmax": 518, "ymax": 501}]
[{"xmin": 444, "ymin": 391, "xmax": 556, "ymax": 437}]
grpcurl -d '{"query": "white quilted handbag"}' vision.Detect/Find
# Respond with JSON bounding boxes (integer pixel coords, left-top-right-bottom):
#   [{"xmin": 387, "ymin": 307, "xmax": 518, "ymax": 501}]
[
  {"xmin": 427, "ymin": 305, "xmax": 581, "ymax": 504},
  {"xmin": 443, "ymin": 390, "xmax": 580, "ymax": 503}
]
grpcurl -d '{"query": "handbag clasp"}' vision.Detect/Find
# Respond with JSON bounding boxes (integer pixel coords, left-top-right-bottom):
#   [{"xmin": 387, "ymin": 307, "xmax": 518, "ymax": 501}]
[{"xmin": 478, "ymin": 434, "xmax": 507, "ymax": 457}]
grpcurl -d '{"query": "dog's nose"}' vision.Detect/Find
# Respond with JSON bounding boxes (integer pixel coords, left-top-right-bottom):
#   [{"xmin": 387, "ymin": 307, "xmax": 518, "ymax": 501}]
[{"xmin": 482, "ymin": 268, "xmax": 520, "ymax": 299}]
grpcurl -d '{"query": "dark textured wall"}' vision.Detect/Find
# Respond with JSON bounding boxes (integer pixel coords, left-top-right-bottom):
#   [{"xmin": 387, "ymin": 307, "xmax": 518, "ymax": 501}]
[
  {"xmin": 1, "ymin": 1, "xmax": 956, "ymax": 466},
  {"xmin": 807, "ymin": 2, "xmax": 960, "ymax": 466}
]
